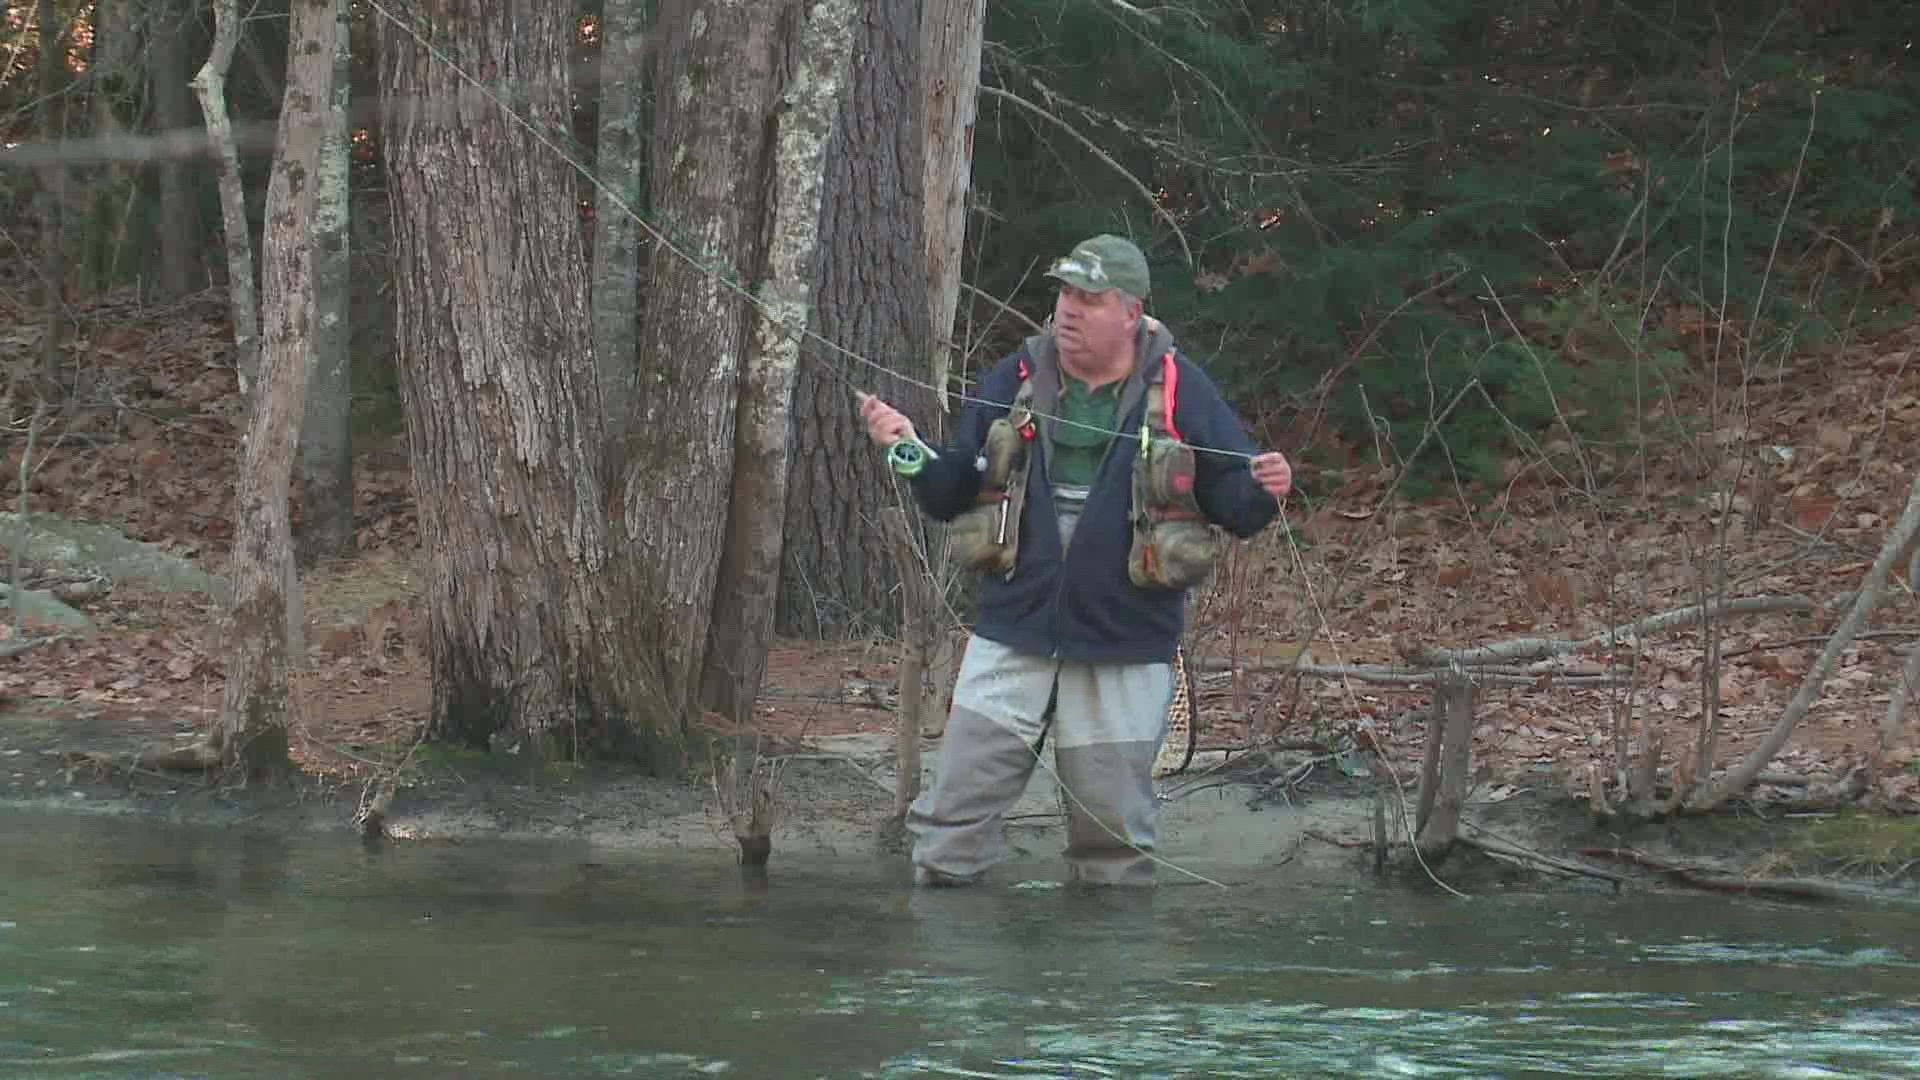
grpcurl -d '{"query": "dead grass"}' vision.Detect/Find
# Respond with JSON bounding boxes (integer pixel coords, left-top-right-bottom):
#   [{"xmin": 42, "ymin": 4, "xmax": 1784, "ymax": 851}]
[
  {"xmin": 301, "ymin": 546, "xmax": 423, "ymax": 629},
  {"xmin": 1753, "ymin": 811, "xmax": 1920, "ymax": 880}
]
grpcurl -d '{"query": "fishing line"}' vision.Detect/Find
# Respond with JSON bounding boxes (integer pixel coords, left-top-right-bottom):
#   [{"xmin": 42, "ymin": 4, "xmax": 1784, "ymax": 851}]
[
  {"xmin": 365, "ymin": 0, "xmax": 1287, "ymax": 889},
  {"xmin": 1274, "ymin": 511, "xmax": 1469, "ymax": 898}
]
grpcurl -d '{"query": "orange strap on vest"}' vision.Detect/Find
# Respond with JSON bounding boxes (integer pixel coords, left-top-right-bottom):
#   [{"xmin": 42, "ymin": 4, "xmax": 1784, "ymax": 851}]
[{"xmin": 1142, "ymin": 351, "xmax": 1182, "ymax": 444}]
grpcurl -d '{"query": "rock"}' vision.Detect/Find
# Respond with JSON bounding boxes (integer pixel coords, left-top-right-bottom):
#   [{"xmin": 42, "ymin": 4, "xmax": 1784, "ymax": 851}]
[
  {"xmin": 0, "ymin": 512, "xmax": 224, "ymax": 598},
  {"xmin": 0, "ymin": 584, "xmax": 95, "ymax": 632}
]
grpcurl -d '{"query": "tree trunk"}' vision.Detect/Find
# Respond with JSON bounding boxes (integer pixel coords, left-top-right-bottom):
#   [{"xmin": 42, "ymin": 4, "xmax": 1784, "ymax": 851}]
[
  {"xmin": 86, "ymin": 0, "xmax": 144, "ymax": 292},
  {"xmin": 590, "ymin": 0, "xmax": 650, "ymax": 450},
  {"xmin": 699, "ymin": 0, "xmax": 858, "ymax": 723},
  {"xmin": 220, "ymin": 0, "xmax": 336, "ymax": 781},
  {"xmin": 621, "ymin": 0, "xmax": 785, "ymax": 730},
  {"xmin": 379, "ymin": 0, "xmax": 673, "ymax": 768},
  {"xmin": 151, "ymin": 0, "xmax": 203, "ymax": 300},
  {"xmin": 192, "ymin": 0, "xmax": 261, "ymax": 399},
  {"xmin": 35, "ymin": 0, "xmax": 66, "ymax": 395},
  {"xmin": 920, "ymin": 0, "xmax": 984, "ymax": 418},
  {"xmin": 1414, "ymin": 673, "xmax": 1475, "ymax": 859},
  {"xmin": 296, "ymin": 0, "xmax": 354, "ymax": 568},
  {"xmin": 778, "ymin": 0, "xmax": 932, "ymax": 639}
]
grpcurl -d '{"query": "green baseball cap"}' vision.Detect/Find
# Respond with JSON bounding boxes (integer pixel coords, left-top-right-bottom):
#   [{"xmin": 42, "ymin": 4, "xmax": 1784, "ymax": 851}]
[{"xmin": 1045, "ymin": 234, "xmax": 1151, "ymax": 298}]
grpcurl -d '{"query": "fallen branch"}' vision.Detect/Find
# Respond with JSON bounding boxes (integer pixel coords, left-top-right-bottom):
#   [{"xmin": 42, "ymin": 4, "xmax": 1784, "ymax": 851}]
[
  {"xmin": 1405, "ymin": 594, "xmax": 1815, "ymax": 668},
  {"xmin": 1722, "ymin": 628, "xmax": 1920, "ymax": 661},
  {"xmin": 0, "ymin": 633, "xmax": 71, "ymax": 658},
  {"xmin": 1195, "ymin": 656, "xmax": 1629, "ymax": 687},
  {"xmin": 1577, "ymin": 846, "xmax": 1899, "ymax": 904},
  {"xmin": 1251, "ymin": 754, "xmax": 1326, "ymax": 804},
  {"xmin": 1457, "ymin": 832, "xmax": 1635, "ymax": 886},
  {"xmin": 1304, "ymin": 828, "xmax": 1372, "ymax": 849},
  {"xmin": 55, "ymin": 738, "xmax": 221, "ymax": 774},
  {"xmin": 1691, "ymin": 473, "xmax": 1920, "ymax": 810}
]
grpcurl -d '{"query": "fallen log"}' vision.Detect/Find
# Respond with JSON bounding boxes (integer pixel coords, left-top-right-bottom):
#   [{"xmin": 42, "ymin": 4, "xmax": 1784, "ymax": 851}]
[
  {"xmin": 54, "ymin": 738, "xmax": 221, "ymax": 774},
  {"xmin": 1577, "ymin": 847, "xmax": 1900, "ymax": 905}
]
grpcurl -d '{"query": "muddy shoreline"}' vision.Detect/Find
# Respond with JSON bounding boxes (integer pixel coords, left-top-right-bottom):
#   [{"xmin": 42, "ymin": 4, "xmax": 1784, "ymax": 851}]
[{"xmin": 6, "ymin": 705, "xmax": 1916, "ymax": 909}]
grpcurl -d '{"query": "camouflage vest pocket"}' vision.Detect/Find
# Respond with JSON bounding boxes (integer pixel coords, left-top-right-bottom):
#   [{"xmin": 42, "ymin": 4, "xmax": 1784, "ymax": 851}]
[
  {"xmin": 950, "ymin": 413, "xmax": 1031, "ymax": 575},
  {"xmin": 1129, "ymin": 435, "xmax": 1224, "ymax": 589}
]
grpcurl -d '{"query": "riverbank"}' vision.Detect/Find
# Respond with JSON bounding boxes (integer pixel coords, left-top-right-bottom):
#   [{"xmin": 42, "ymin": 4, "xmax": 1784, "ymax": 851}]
[
  {"xmin": 5, "ymin": 691, "xmax": 1917, "ymax": 910},
  {"xmin": 3, "ymin": 299, "xmax": 1918, "ymax": 904}
]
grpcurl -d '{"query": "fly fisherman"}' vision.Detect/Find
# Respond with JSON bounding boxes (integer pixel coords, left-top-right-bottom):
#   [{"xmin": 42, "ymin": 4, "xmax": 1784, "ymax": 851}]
[{"xmin": 858, "ymin": 233, "xmax": 1293, "ymax": 887}]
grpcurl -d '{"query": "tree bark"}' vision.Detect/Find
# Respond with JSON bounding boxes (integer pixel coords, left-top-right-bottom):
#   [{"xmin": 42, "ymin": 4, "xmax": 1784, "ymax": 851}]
[
  {"xmin": 621, "ymin": 0, "xmax": 785, "ymax": 730},
  {"xmin": 920, "ymin": 0, "xmax": 984, "ymax": 417},
  {"xmin": 778, "ymin": 0, "xmax": 932, "ymax": 638},
  {"xmin": 151, "ymin": 0, "xmax": 203, "ymax": 300},
  {"xmin": 85, "ymin": 0, "xmax": 145, "ymax": 291},
  {"xmin": 379, "ymin": 0, "xmax": 673, "ymax": 767},
  {"xmin": 699, "ymin": 0, "xmax": 859, "ymax": 723},
  {"xmin": 35, "ymin": 0, "xmax": 66, "ymax": 395},
  {"xmin": 192, "ymin": 0, "xmax": 261, "ymax": 399},
  {"xmin": 590, "ymin": 0, "xmax": 650, "ymax": 449},
  {"xmin": 220, "ymin": 0, "xmax": 337, "ymax": 781},
  {"xmin": 296, "ymin": 0, "xmax": 354, "ymax": 567},
  {"xmin": 1414, "ymin": 673, "xmax": 1474, "ymax": 859}
]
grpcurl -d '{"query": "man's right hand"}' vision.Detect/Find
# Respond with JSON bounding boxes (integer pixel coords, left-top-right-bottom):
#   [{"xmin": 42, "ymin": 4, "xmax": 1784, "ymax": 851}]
[{"xmin": 856, "ymin": 391, "xmax": 916, "ymax": 449}]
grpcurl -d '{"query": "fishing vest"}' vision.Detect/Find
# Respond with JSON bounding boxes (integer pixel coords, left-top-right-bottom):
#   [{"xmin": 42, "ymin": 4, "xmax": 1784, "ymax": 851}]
[{"xmin": 948, "ymin": 351, "xmax": 1225, "ymax": 589}]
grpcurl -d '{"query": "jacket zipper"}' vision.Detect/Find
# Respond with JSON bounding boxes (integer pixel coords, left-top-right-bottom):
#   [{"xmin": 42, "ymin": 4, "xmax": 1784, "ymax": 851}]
[
  {"xmin": 1041, "ymin": 442, "xmax": 1066, "ymax": 659},
  {"xmin": 1046, "ymin": 390, "xmax": 1141, "ymax": 660}
]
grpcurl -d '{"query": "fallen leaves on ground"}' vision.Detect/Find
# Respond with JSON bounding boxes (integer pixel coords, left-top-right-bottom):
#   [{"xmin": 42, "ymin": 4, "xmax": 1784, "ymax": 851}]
[{"xmin": 2, "ymin": 289, "xmax": 1918, "ymax": 812}]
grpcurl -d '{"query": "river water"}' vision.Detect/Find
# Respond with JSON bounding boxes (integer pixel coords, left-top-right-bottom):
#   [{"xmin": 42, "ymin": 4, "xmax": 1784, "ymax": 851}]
[{"xmin": 2, "ymin": 809, "xmax": 1916, "ymax": 1078}]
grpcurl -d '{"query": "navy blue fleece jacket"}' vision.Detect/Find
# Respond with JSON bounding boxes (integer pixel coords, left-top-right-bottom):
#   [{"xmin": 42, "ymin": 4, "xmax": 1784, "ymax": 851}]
[{"xmin": 909, "ymin": 320, "xmax": 1279, "ymax": 664}]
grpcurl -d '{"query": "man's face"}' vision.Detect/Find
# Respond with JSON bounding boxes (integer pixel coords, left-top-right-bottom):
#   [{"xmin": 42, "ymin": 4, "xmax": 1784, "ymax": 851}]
[{"xmin": 1053, "ymin": 285, "xmax": 1140, "ymax": 361}]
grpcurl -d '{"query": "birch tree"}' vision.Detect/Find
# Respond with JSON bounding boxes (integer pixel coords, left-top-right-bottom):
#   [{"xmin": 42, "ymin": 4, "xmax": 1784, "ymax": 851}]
[
  {"xmin": 296, "ymin": 1, "xmax": 355, "ymax": 566},
  {"xmin": 779, "ymin": 0, "xmax": 934, "ymax": 637},
  {"xmin": 192, "ymin": 0, "xmax": 260, "ymax": 398},
  {"xmin": 218, "ymin": 0, "xmax": 337, "ymax": 779},
  {"xmin": 699, "ymin": 0, "xmax": 860, "ymax": 722}
]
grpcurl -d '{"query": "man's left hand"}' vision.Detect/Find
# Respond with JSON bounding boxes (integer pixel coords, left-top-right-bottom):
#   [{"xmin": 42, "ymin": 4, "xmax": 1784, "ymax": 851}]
[{"xmin": 1250, "ymin": 451, "xmax": 1292, "ymax": 499}]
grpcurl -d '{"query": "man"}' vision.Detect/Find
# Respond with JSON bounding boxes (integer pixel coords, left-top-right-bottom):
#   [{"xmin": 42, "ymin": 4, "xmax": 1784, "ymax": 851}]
[{"xmin": 858, "ymin": 233, "xmax": 1292, "ymax": 887}]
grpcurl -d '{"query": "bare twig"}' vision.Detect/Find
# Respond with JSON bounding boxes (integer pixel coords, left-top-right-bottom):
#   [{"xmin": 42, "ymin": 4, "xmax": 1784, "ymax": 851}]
[
  {"xmin": 1577, "ymin": 846, "xmax": 1907, "ymax": 905},
  {"xmin": 1405, "ymin": 594, "xmax": 1815, "ymax": 668},
  {"xmin": 1457, "ymin": 830, "xmax": 1635, "ymax": 886},
  {"xmin": 978, "ymin": 84, "xmax": 1192, "ymax": 268},
  {"xmin": 959, "ymin": 281, "xmax": 1045, "ymax": 337},
  {"xmin": 1197, "ymin": 655, "xmax": 1628, "ymax": 687},
  {"xmin": 8, "ymin": 400, "xmax": 41, "ymax": 641},
  {"xmin": 0, "ymin": 632, "xmax": 70, "ymax": 658},
  {"xmin": 1094, "ymin": 0, "xmax": 1159, "ymax": 23}
]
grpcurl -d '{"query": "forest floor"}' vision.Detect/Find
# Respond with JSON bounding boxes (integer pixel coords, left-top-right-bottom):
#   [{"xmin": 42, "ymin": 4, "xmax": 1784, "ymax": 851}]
[{"xmin": 2, "ymin": 288, "xmax": 1920, "ymax": 902}]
